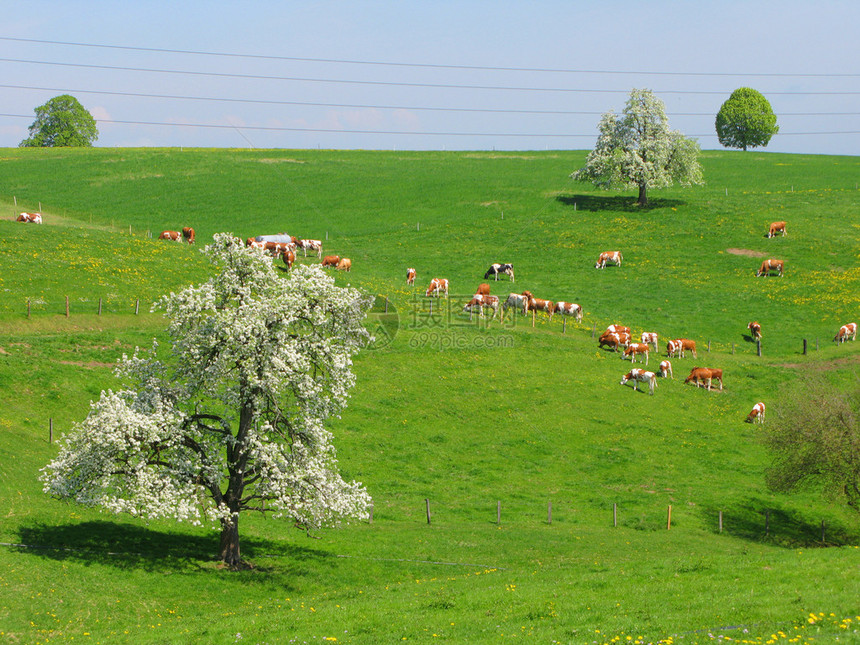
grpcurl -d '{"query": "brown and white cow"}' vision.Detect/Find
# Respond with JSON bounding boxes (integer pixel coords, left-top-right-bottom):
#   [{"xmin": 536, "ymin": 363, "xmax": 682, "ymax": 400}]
[
  {"xmin": 595, "ymin": 251, "xmax": 623, "ymax": 269},
  {"xmin": 746, "ymin": 402, "xmax": 766, "ymax": 424},
  {"xmin": 748, "ymin": 321, "xmax": 762, "ymax": 341},
  {"xmin": 475, "ymin": 283, "xmax": 491, "ymax": 297},
  {"xmin": 620, "ymin": 368, "xmax": 657, "ymax": 395},
  {"xmin": 264, "ymin": 242, "xmax": 293, "ymax": 258},
  {"xmin": 484, "ymin": 263, "xmax": 515, "ymax": 282},
  {"xmin": 554, "ymin": 302, "xmax": 583, "ymax": 322},
  {"xmin": 767, "ymin": 221, "xmax": 787, "ymax": 238},
  {"xmin": 322, "ymin": 255, "xmax": 341, "ymax": 268},
  {"xmin": 503, "ymin": 293, "xmax": 529, "ymax": 316},
  {"xmin": 606, "ymin": 324, "xmax": 631, "ymax": 335},
  {"xmin": 336, "ymin": 257, "xmax": 352, "ymax": 272},
  {"xmin": 463, "ymin": 294, "xmax": 499, "ymax": 320},
  {"xmin": 834, "ymin": 322, "xmax": 857, "ymax": 343},
  {"xmin": 159, "ymin": 230, "xmax": 182, "ymax": 241},
  {"xmin": 282, "ymin": 249, "xmax": 296, "ymax": 270},
  {"xmin": 756, "ymin": 258, "xmax": 784, "ymax": 277},
  {"xmin": 666, "ymin": 339, "xmax": 681, "ymax": 358},
  {"xmin": 182, "ymin": 226, "xmax": 195, "ymax": 244},
  {"xmin": 599, "ymin": 331, "xmax": 631, "ymax": 352},
  {"xmin": 298, "ymin": 238, "xmax": 323, "ymax": 258},
  {"xmin": 658, "ymin": 360, "xmax": 673, "ymax": 379},
  {"xmin": 17, "ymin": 212, "xmax": 42, "ymax": 224},
  {"xmin": 685, "ymin": 367, "xmax": 723, "ymax": 391},
  {"xmin": 669, "ymin": 338, "xmax": 697, "ymax": 358},
  {"xmin": 623, "ymin": 343, "xmax": 650, "ymax": 365},
  {"xmin": 640, "ymin": 332, "xmax": 658, "ymax": 350},
  {"xmin": 406, "ymin": 268, "xmax": 416, "ymax": 285},
  {"xmin": 246, "ymin": 237, "xmax": 265, "ymax": 249},
  {"xmin": 426, "ymin": 278, "xmax": 449, "ymax": 297},
  {"xmin": 522, "ymin": 291, "xmax": 554, "ymax": 319}
]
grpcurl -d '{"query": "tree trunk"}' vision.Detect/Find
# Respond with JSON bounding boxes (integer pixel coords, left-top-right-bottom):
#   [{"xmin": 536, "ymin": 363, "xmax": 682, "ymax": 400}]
[
  {"xmin": 219, "ymin": 516, "xmax": 241, "ymax": 566},
  {"xmin": 637, "ymin": 183, "xmax": 648, "ymax": 207}
]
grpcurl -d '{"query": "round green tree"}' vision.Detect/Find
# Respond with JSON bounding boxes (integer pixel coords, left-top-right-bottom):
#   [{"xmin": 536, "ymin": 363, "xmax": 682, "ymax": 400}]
[
  {"xmin": 20, "ymin": 94, "xmax": 99, "ymax": 147},
  {"xmin": 715, "ymin": 88, "xmax": 779, "ymax": 151}
]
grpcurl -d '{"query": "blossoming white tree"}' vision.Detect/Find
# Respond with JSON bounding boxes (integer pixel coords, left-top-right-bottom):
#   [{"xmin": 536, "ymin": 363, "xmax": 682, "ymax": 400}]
[
  {"xmin": 41, "ymin": 234, "xmax": 373, "ymax": 566},
  {"xmin": 571, "ymin": 88, "xmax": 703, "ymax": 206}
]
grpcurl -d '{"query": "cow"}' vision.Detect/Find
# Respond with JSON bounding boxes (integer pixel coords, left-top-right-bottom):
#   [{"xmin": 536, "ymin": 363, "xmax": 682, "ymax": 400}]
[
  {"xmin": 159, "ymin": 230, "xmax": 182, "ymax": 241},
  {"xmin": 282, "ymin": 249, "xmax": 295, "ymax": 270},
  {"xmin": 476, "ymin": 283, "xmax": 491, "ymax": 297},
  {"xmin": 182, "ymin": 226, "xmax": 195, "ymax": 244},
  {"xmin": 658, "ymin": 360, "xmax": 673, "ymax": 379},
  {"xmin": 666, "ymin": 339, "xmax": 681, "ymax": 358},
  {"xmin": 484, "ymin": 263, "xmax": 515, "ymax": 282},
  {"xmin": 298, "ymin": 238, "xmax": 323, "ymax": 258},
  {"xmin": 640, "ymin": 332, "xmax": 659, "ymax": 350},
  {"xmin": 623, "ymin": 343, "xmax": 650, "ymax": 365},
  {"xmin": 463, "ymin": 294, "xmax": 499, "ymax": 320},
  {"xmin": 669, "ymin": 338, "xmax": 697, "ymax": 358},
  {"xmin": 522, "ymin": 291, "xmax": 554, "ymax": 320},
  {"xmin": 426, "ymin": 278, "xmax": 449, "ymax": 298},
  {"xmin": 685, "ymin": 367, "xmax": 723, "ymax": 391},
  {"xmin": 503, "ymin": 293, "xmax": 529, "ymax": 316},
  {"xmin": 767, "ymin": 221, "xmax": 787, "ymax": 238},
  {"xmin": 246, "ymin": 237, "xmax": 265, "ymax": 249},
  {"xmin": 746, "ymin": 402, "xmax": 766, "ymax": 424},
  {"xmin": 748, "ymin": 321, "xmax": 762, "ymax": 341},
  {"xmin": 554, "ymin": 302, "xmax": 583, "ymax": 322},
  {"xmin": 336, "ymin": 257, "xmax": 352, "ymax": 272},
  {"xmin": 756, "ymin": 259, "xmax": 784, "ymax": 277},
  {"xmin": 606, "ymin": 325, "xmax": 631, "ymax": 335},
  {"xmin": 599, "ymin": 331, "xmax": 631, "ymax": 352},
  {"xmin": 834, "ymin": 322, "xmax": 857, "ymax": 343},
  {"xmin": 620, "ymin": 368, "xmax": 657, "ymax": 395},
  {"xmin": 407, "ymin": 268, "xmax": 416, "ymax": 285},
  {"xmin": 322, "ymin": 255, "xmax": 341, "ymax": 268},
  {"xmin": 17, "ymin": 212, "xmax": 42, "ymax": 224},
  {"xmin": 263, "ymin": 241, "xmax": 293, "ymax": 258},
  {"xmin": 595, "ymin": 251, "xmax": 623, "ymax": 269}
]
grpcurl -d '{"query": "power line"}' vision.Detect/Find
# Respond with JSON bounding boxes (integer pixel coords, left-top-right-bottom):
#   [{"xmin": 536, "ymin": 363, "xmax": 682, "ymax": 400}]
[
  {"xmin": 2, "ymin": 113, "xmax": 857, "ymax": 138},
  {"xmin": 3, "ymin": 83, "xmax": 858, "ymax": 117},
  {"xmin": 1, "ymin": 35, "xmax": 858, "ymax": 78},
  {"xmin": 2, "ymin": 57, "xmax": 858, "ymax": 96}
]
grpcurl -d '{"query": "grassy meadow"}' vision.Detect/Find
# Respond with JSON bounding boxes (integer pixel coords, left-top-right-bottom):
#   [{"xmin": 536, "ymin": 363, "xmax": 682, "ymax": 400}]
[{"xmin": 0, "ymin": 148, "xmax": 858, "ymax": 644}]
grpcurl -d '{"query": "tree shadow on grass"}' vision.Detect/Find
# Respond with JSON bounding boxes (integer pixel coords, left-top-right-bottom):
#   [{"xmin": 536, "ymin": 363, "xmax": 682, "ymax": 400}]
[
  {"xmin": 16, "ymin": 520, "xmax": 331, "ymax": 585},
  {"xmin": 699, "ymin": 500, "xmax": 860, "ymax": 548},
  {"xmin": 557, "ymin": 194, "xmax": 686, "ymax": 212}
]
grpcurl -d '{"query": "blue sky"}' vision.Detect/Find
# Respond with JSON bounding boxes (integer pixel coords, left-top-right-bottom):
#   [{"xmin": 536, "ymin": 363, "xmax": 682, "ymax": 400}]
[{"xmin": 1, "ymin": 1, "xmax": 857, "ymax": 154}]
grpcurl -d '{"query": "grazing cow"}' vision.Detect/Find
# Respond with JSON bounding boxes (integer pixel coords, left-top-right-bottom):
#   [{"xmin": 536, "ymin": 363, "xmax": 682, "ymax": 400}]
[
  {"xmin": 522, "ymin": 291, "xmax": 554, "ymax": 320},
  {"xmin": 595, "ymin": 251, "xmax": 623, "ymax": 269},
  {"xmin": 336, "ymin": 257, "xmax": 351, "ymax": 272},
  {"xmin": 554, "ymin": 302, "xmax": 583, "ymax": 322},
  {"xmin": 746, "ymin": 402, "xmax": 766, "ymax": 424},
  {"xmin": 670, "ymin": 338, "xmax": 697, "ymax": 358},
  {"xmin": 599, "ymin": 331, "xmax": 631, "ymax": 352},
  {"xmin": 159, "ymin": 230, "xmax": 182, "ymax": 241},
  {"xmin": 503, "ymin": 293, "xmax": 529, "ymax": 316},
  {"xmin": 17, "ymin": 212, "xmax": 42, "ymax": 224},
  {"xmin": 484, "ymin": 263, "xmax": 515, "ymax": 282},
  {"xmin": 640, "ymin": 332, "xmax": 659, "ymax": 350},
  {"xmin": 298, "ymin": 238, "xmax": 323, "ymax": 258},
  {"xmin": 476, "ymin": 283, "xmax": 491, "ymax": 297},
  {"xmin": 246, "ymin": 237, "xmax": 265, "ymax": 249},
  {"xmin": 282, "ymin": 249, "xmax": 295, "ymax": 269},
  {"xmin": 606, "ymin": 324, "xmax": 631, "ymax": 335},
  {"xmin": 620, "ymin": 368, "xmax": 657, "ymax": 395},
  {"xmin": 685, "ymin": 367, "xmax": 723, "ymax": 391},
  {"xmin": 834, "ymin": 322, "xmax": 857, "ymax": 343},
  {"xmin": 748, "ymin": 321, "xmax": 762, "ymax": 341},
  {"xmin": 623, "ymin": 343, "xmax": 650, "ymax": 365},
  {"xmin": 426, "ymin": 278, "xmax": 449, "ymax": 298},
  {"xmin": 263, "ymin": 241, "xmax": 293, "ymax": 258},
  {"xmin": 756, "ymin": 258, "xmax": 784, "ymax": 277},
  {"xmin": 182, "ymin": 227, "xmax": 195, "ymax": 244},
  {"xmin": 407, "ymin": 268, "xmax": 416, "ymax": 285},
  {"xmin": 767, "ymin": 221, "xmax": 787, "ymax": 238},
  {"xmin": 658, "ymin": 360, "xmax": 673, "ymax": 379},
  {"xmin": 322, "ymin": 255, "xmax": 341, "ymax": 268},
  {"xmin": 666, "ymin": 339, "xmax": 681, "ymax": 358},
  {"xmin": 463, "ymin": 294, "xmax": 499, "ymax": 320}
]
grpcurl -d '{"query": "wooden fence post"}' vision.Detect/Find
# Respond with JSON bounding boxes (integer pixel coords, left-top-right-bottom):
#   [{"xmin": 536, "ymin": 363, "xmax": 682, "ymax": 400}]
[
  {"xmin": 369, "ymin": 504, "xmax": 374, "ymax": 525},
  {"xmin": 384, "ymin": 296, "xmax": 389, "ymax": 313},
  {"xmin": 757, "ymin": 340, "xmax": 762, "ymax": 357},
  {"xmin": 49, "ymin": 418, "xmax": 53, "ymax": 444},
  {"xmin": 425, "ymin": 498, "xmax": 431, "ymax": 524},
  {"xmin": 98, "ymin": 298, "xmax": 102, "ymax": 315},
  {"xmin": 591, "ymin": 323, "xmax": 596, "ymax": 339},
  {"xmin": 135, "ymin": 299, "xmax": 140, "ymax": 315},
  {"xmin": 719, "ymin": 510, "xmax": 723, "ymax": 533},
  {"xmin": 803, "ymin": 339, "xmax": 808, "ymax": 355},
  {"xmin": 821, "ymin": 519, "xmax": 825, "ymax": 543},
  {"xmin": 613, "ymin": 503, "xmax": 617, "ymax": 527},
  {"xmin": 667, "ymin": 505, "xmax": 672, "ymax": 530},
  {"xmin": 497, "ymin": 500, "xmax": 501, "ymax": 525},
  {"xmin": 707, "ymin": 340, "xmax": 711, "ymax": 353},
  {"xmin": 732, "ymin": 343, "xmax": 735, "ymax": 355}
]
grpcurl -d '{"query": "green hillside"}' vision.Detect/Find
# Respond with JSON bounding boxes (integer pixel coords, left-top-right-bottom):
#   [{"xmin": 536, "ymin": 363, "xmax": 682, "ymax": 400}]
[{"xmin": 0, "ymin": 148, "xmax": 858, "ymax": 644}]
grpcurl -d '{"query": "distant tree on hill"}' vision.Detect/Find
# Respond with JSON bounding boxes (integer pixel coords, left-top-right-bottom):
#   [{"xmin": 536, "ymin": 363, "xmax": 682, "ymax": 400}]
[
  {"xmin": 715, "ymin": 88, "xmax": 779, "ymax": 151},
  {"xmin": 41, "ymin": 234, "xmax": 373, "ymax": 567},
  {"xmin": 571, "ymin": 88, "xmax": 703, "ymax": 207},
  {"xmin": 761, "ymin": 377, "xmax": 860, "ymax": 514},
  {"xmin": 20, "ymin": 94, "xmax": 98, "ymax": 147}
]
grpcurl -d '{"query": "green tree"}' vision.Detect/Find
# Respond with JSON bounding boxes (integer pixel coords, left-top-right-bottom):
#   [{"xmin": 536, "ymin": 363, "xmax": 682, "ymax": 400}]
[
  {"xmin": 715, "ymin": 87, "xmax": 779, "ymax": 151},
  {"xmin": 761, "ymin": 377, "xmax": 860, "ymax": 513},
  {"xmin": 20, "ymin": 94, "xmax": 99, "ymax": 147},
  {"xmin": 571, "ymin": 89, "xmax": 703, "ymax": 206}
]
